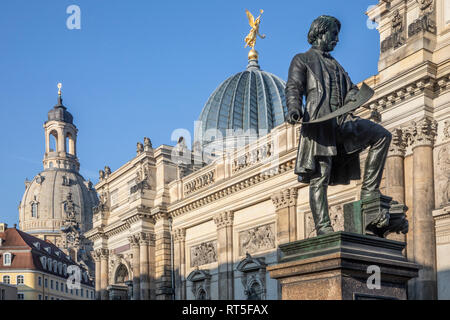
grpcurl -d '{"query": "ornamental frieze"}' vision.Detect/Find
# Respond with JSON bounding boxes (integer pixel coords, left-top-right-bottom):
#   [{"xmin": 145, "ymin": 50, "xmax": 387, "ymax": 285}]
[
  {"xmin": 436, "ymin": 145, "xmax": 450, "ymax": 208},
  {"xmin": 190, "ymin": 241, "xmax": 217, "ymax": 267},
  {"xmin": 381, "ymin": 10, "xmax": 405, "ymax": 53},
  {"xmin": 184, "ymin": 170, "xmax": 215, "ymax": 196},
  {"xmin": 239, "ymin": 223, "xmax": 275, "ymax": 256},
  {"xmin": 232, "ymin": 142, "xmax": 273, "ymax": 174},
  {"xmin": 408, "ymin": 0, "xmax": 436, "ymax": 37}
]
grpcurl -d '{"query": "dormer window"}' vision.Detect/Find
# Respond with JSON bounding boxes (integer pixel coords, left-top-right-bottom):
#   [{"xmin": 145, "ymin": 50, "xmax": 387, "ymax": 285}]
[
  {"xmin": 55, "ymin": 251, "xmax": 60, "ymax": 257},
  {"xmin": 40, "ymin": 256, "xmax": 47, "ymax": 269},
  {"xmin": 44, "ymin": 247, "xmax": 51, "ymax": 254},
  {"xmin": 58, "ymin": 262, "xmax": 62, "ymax": 274},
  {"xmin": 47, "ymin": 258, "xmax": 52, "ymax": 270},
  {"xmin": 33, "ymin": 242, "xmax": 40, "ymax": 250},
  {"xmin": 3, "ymin": 252, "xmax": 12, "ymax": 266},
  {"xmin": 53, "ymin": 261, "xmax": 57, "ymax": 273},
  {"xmin": 63, "ymin": 264, "xmax": 67, "ymax": 276}
]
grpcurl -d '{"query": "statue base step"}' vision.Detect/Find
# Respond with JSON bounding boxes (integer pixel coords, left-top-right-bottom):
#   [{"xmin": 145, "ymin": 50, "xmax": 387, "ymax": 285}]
[{"xmin": 268, "ymin": 232, "xmax": 420, "ymax": 300}]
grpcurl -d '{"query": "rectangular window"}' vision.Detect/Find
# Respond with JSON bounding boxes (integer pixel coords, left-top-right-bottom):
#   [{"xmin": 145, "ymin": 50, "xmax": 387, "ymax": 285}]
[
  {"xmin": 17, "ymin": 293, "xmax": 24, "ymax": 300},
  {"xmin": 45, "ymin": 296, "xmax": 48, "ymax": 300},
  {"xmin": 3, "ymin": 253, "xmax": 12, "ymax": 266},
  {"xmin": 70, "ymin": 289, "xmax": 73, "ymax": 295},
  {"xmin": 61, "ymin": 283, "xmax": 64, "ymax": 292},
  {"xmin": 44, "ymin": 278, "xmax": 48, "ymax": 288},
  {"xmin": 50, "ymin": 279, "xmax": 54, "ymax": 289},
  {"xmin": 17, "ymin": 275, "xmax": 24, "ymax": 285},
  {"xmin": 110, "ymin": 189, "xmax": 119, "ymax": 206},
  {"xmin": 38, "ymin": 276, "xmax": 42, "ymax": 286},
  {"xmin": 76, "ymin": 289, "xmax": 79, "ymax": 296},
  {"xmin": 56, "ymin": 281, "xmax": 59, "ymax": 291},
  {"xmin": 65, "ymin": 285, "xmax": 68, "ymax": 293},
  {"xmin": 81, "ymin": 288, "xmax": 84, "ymax": 297},
  {"xmin": 38, "ymin": 294, "xmax": 42, "ymax": 300}
]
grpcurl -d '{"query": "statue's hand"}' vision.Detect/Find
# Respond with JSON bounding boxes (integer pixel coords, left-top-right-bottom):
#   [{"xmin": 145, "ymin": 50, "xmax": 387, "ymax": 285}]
[{"xmin": 287, "ymin": 108, "xmax": 302, "ymax": 125}]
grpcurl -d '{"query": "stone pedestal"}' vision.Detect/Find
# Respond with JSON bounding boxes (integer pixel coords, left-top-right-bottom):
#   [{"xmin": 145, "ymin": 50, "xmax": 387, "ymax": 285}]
[{"xmin": 268, "ymin": 232, "xmax": 420, "ymax": 300}]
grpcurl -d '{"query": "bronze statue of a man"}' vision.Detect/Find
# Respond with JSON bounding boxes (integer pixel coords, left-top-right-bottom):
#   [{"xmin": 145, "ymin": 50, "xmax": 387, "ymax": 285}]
[{"xmin": 286, "ymin": 15, "xmax": 392, "ymax": 236}]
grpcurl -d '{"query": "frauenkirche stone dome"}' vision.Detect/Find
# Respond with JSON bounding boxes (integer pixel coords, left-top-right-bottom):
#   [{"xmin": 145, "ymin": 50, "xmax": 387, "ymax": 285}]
[
  {"xmin": 19, "ymin": 86, "xmax": 98, "ymax": 244},
  {"xmin": 195, "ymin": 51, "xmax": 287, "ymax": 152}
]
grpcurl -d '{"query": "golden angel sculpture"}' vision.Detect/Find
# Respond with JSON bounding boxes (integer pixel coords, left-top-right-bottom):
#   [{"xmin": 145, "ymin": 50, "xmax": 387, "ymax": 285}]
[{"xmin": 244, "ymin": 9, "xmax": 266, "ymax": 49}]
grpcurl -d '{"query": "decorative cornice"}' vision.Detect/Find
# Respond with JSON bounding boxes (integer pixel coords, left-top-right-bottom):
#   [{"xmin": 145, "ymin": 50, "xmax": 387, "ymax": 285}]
[
  {"xmin": 271, "ymin": 187, "xmax": 298, "ymax": 210},
  {"xmin": 405, "ymin": 117, "xmax": 438, "ymax": 148},
  {"xmin": 213, "ymin": 211, "xmax": 234, "ymax": 229},
  {"xmin": 388, "ymin": 128, "xmax": 406, "ymax": 157},
  {"xmin": 172, "ymin": 228, "xmax": 186, "ymax": 243},
  {"xmin": 169, "ymin": 159, "xmax": 295, "ymax": 218},
  {"xmin": 370, "ymin": 76, "xmax": 446, "ymax": 112}
]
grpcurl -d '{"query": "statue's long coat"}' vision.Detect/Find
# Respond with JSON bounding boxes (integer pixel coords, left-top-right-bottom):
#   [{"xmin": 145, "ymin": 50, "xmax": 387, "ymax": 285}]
[{"xmin": 286, "ymin": 48, "xmax": 362, "ymax": 185}]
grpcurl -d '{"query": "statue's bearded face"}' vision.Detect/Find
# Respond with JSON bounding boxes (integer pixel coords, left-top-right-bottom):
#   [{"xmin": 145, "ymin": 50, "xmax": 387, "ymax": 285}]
[{"xmin": 317, "ymin": 23, "xmax": 340, "ymax": 52}]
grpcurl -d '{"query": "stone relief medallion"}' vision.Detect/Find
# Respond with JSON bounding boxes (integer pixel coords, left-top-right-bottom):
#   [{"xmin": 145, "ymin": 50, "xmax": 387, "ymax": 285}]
[
  {"xmin": 436, "ymin": 145, "xmax": 450, "ymax": 208},
  {"xmin": 239, "ymin": 223, "xmax": 275, "ymax": 256},
  {"xmin": 190, "ymin": 241, "xmax": 217, "ymax": 267}
]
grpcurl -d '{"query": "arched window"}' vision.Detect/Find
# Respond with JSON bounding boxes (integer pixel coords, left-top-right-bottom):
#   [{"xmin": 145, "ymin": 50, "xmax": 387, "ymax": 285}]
[
  {"xmin": 65, "ymin": 133, "xmax": 75, "ymax": 155},
  {"xmin": 53, "ymin": 261, "xmax": 57, "ymax": 273},
  {"xmin": 47, "ymin": 258, "xmax": 52, "ymax": 271},
  {"xmin": 16, "ymin": 275, "xmax": 24, "ymax": 285},
  {"xmin": 2, "ymin": 275, "xmax": 10, "ymax": 284},
  {"xmin": 3, "ymin": 253, "xmax": 12, "ymax": 266},
  {"xmin": 114, "ymin": 264, "xmax": 129, "ymax": 284},
  {"xmin": 31, "ymin": 203, "xmax": 38, "ymax": 218},
  {"xmin": 49, "ymin": 162, "xmax": 54, "ymax": 169},
  {"xmin": 49, "ymin": 131, "xmax": 58, "ymax": 152}
]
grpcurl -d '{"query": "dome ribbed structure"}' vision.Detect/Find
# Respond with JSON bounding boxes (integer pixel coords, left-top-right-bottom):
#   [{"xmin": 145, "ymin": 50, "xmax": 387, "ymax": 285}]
[{"xmin": 195, "ymin": 59, "xmax": 287, "ymax": 149}]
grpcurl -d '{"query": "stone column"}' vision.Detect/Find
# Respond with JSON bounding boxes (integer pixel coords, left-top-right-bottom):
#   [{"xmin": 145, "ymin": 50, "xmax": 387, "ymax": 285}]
[
  {"xmin": 386, "ymin": 128, "xmax": 407, "ymax": 242},
  {"xmin": 172, "ymin": 228, "xmax": 186, "ymax": 300},
  {"xmin": 406, "ymin": 117, "xmax": 438, "ymax": 300},
  {"xmin": 148, "ymin": 234, "xmax": 156, "ymax": 299},
  {"xmin": 100, "ymin": 249, "xmax": 109, "ymax": 300},
  {"xmin": 271, "ymin": 188, "xmax": 298, "ymax": 247},
  {"xmin": 213, "ymin": 211, "xmax": 234, "ymax": 300},
  {"xmin": 93, "ymin": 249, "xmax": 102, "ymax": 300},
  {"xmin": 154, "ymin": 209, "xmax": 173, "ymax": 300},
  {"xmin": 139, "ymin": 233, "xmax": 150, "ymax": 300},
  {"xmin": 128, "ymin": 234, "xmax": 140, "ymax": 300}
]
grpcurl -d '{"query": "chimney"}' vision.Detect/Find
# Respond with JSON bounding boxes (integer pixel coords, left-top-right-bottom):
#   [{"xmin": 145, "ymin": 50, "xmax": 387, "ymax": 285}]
[{"xmin": 0, "ymin": 223, "xmax": 7, "ymax": 232}]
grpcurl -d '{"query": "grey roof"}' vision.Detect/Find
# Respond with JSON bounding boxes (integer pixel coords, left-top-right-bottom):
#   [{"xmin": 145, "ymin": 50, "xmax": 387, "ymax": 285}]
[
  {"xmin": 47, "ymin": 96, "xmax": 73, "ymax": 124},
  {"xmin": 196, "ymin": 60, "xmax": 287, "ymax": 147}
]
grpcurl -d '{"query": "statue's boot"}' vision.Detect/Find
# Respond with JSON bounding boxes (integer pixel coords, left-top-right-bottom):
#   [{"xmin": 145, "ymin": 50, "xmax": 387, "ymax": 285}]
[
  {"xmin": 309, "ymin": 156, "xmax": 334, "ymax": 235},
  {"xmin": 360, "ymin": 124, "xmax": 392, "ymax": 200}
]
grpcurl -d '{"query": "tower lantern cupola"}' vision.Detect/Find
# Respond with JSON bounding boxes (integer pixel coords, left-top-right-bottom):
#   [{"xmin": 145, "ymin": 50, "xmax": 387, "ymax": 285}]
[{"xmin": 43, "ymin": 83, "xmax": 80, "ymax": 171}]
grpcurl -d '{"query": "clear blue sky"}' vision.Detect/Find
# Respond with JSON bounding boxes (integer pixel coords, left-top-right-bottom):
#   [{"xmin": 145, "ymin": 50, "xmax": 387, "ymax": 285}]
[{"xmin": 0, "ymin": 0, "xmax": 380, "ymax": 226}]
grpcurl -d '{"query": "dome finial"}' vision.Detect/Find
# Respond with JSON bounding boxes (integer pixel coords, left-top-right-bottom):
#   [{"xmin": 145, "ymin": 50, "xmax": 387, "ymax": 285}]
[
  {"xmin": 57, "ymin": 83, "xmax": 63, "ymax": 105},
  {"xmin": 244, "ymin": 9, "xmax": 265, "ymax": 68}
]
